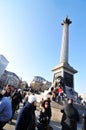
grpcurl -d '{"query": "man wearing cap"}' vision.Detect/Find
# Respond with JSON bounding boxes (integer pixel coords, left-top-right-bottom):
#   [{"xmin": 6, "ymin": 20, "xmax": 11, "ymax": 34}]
[{"xmin": 15, "ymin": 94, "xmax": 37, "ymax": 130}]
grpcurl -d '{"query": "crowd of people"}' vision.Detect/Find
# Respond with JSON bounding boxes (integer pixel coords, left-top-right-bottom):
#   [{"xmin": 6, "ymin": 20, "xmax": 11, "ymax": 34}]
[
  {"xmin": 0, "ymin": 84, "xmax": 53, "ymax": 130},
  {"xmin": 0, "ymin": 85, "xmax": 23, "ymax": 130},
  {"xmin": 51, "ymin": 83, "xmax": 66, "ymax": 104},
  {"xmin": 0, "ymin": 84, "xmax": 80, "ymax": 130}
]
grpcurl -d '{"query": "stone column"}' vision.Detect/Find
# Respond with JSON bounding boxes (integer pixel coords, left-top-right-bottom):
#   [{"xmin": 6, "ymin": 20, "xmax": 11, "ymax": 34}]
[
  {"xmin": 60, "ymin": 17, "xmax": 72, "ymax": 64},
  {"xmin": 52, "ymin": 17, "xmax": 77, "ymax": 89}
]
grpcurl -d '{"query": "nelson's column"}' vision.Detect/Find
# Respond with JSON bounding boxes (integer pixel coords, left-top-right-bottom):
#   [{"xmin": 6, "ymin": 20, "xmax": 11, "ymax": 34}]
[{"xmin": 52, "ymin": 17, "xmax": 77, "ymax": 89}]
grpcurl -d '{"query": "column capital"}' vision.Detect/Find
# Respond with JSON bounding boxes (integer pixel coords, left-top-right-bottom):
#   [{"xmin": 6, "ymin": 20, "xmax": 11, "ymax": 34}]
[{"xmin": 61, "ymin": 16, "xmax": 72, "ymax": 25}]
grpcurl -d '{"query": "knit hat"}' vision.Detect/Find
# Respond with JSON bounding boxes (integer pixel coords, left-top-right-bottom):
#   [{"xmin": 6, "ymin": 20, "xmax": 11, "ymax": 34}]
[{"xmin": 28, "ymin": 95, "xmax": 37, "ymax": 103}]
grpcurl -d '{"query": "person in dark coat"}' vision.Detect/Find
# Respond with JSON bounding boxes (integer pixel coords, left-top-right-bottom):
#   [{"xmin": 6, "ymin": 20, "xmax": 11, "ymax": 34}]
[
  {"xmin": 38, "ymin": 99, "xmax": 52, "ymax": 130},
  {"xmin": 15, "ymin": 94, "xmax": 37, "ymax": 130},
  {"xmin": 11, "ymin": 89, "xmax": 22, "ymax": 120},
  {"xmin": 61, "ymin": 98, "xmax": 79, "ymax": 130}
]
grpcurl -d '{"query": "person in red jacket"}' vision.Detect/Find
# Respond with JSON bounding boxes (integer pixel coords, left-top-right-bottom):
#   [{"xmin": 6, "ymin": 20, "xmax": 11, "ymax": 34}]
[{"xmin": 55, "ymin": 86, "xmax": 64, "ymax": 102}]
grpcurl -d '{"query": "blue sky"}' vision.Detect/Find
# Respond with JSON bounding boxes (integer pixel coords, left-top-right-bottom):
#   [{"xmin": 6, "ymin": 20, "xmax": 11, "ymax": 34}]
[{"xmin": 0, "ymin": 0, "xmax": 86, "ymax": 94}]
